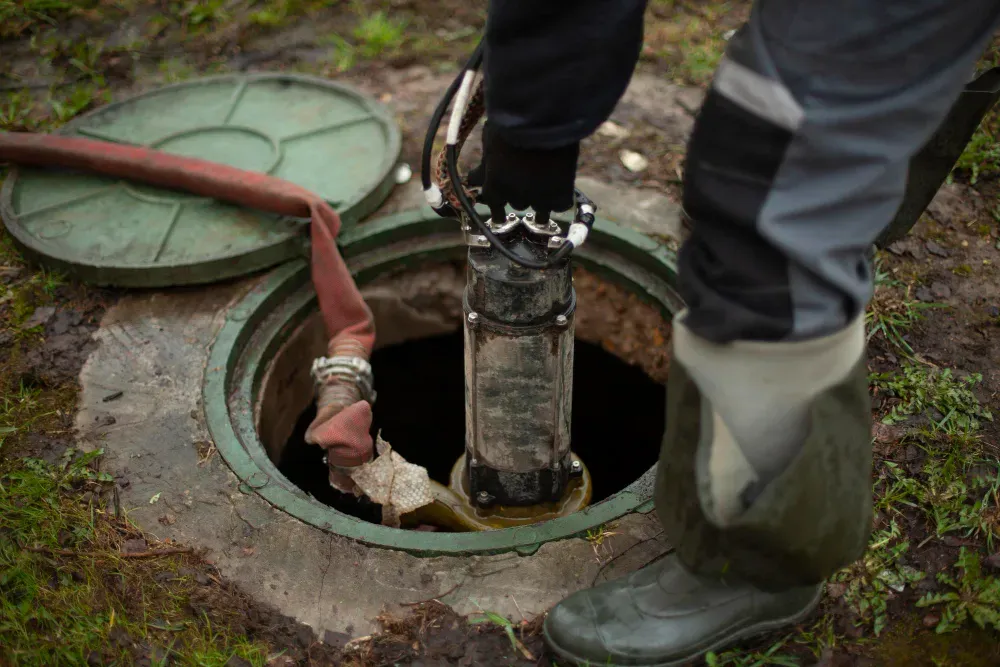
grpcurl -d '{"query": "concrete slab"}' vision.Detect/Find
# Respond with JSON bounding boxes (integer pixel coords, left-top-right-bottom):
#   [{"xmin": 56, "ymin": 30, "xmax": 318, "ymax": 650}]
[
  {"xmin": 576, "ymin": 176, "xmax": 683, "ymax": 243},
  {"xmin": 76, "ymin": 270, "xmax": 669, "ymax": 640}
]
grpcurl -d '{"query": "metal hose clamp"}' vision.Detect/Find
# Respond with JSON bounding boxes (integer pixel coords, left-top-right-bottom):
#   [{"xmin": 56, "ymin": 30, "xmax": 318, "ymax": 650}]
[{"xmin": 310, "ymin": 356, "xmax": 377, "ymax": 405}]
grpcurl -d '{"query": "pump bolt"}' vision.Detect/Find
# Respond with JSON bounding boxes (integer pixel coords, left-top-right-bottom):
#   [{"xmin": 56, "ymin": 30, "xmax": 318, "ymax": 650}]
[
  {"xmin": 477, "ymin": 490, "xmax": 493, "ymax": 505},
  {"xmin": 549, "ymin": 221, "xmax": 559, "ymax": 231},
  {"xmin": 524, "ymin": 212, "xmax": 535, "ymax": 223},
  {"xmin": 555, "ymin": 314, "xmax": 569, "ymax": 327},
  {"xmin": 506, "ymin": 212, "xmax": 518, "ymax": 223},
  {"xmin": 468, "ymin": 312, "xmax": 479, "ymax": 325}
]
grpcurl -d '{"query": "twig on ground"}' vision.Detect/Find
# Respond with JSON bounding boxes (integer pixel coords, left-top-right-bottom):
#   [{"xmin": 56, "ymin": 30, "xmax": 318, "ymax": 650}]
[
  {"xmin": 400, "ymin": 580, "xmax": 464, "ymax": 607},
  {"xmin": 592, "ymin": 530, "xmax": 668, "ymax": 585},
  {"xmin": 24, "ymin": 544, "xmax": 193, "ymax": 559}
]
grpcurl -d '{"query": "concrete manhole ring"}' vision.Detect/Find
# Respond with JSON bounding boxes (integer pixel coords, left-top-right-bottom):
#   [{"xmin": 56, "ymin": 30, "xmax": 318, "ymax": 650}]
[{"xmin": 204, "ymin": 208, "xmax": 684, "ymax": 556}]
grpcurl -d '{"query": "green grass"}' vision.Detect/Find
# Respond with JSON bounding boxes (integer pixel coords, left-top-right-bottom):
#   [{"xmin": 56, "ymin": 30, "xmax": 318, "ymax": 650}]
[
  {"xmin": 469, "ymin": 609, "xmax": 535, "ymax": 661},
  {"xmin": 0, "ymin": 0, "xmax": 98, "ymax": 38},
  {"xmin": 641, "ymin": 1, "xmax": 746, "ymax": 85},
  {"xmin": 705, "ymin": 636, "xmax": 800, "ymax": 666},
  {"xmin": 865, "ymin": 256, "xmax": 940, "ymax": 357},
  {"xmin": 917, "ymin": 548, "xmax": 1000, "ymax": 634},
  {"xmin": 952, "ymin": 108, "xmax": 1000, "ymax": 185},
  {"xmin": 832, "ymin": 520, "xmax": 925, "ymax": 636},
  {"xmin": 0, "ymin": 450, "xmax": 273, "ymax": 666},
  {"xmin": 874, "ymin": 364, "xmax": 993, "ymax": 437},
  {"xmin": 352, "ymin": 10, "xmax": 406, "ymax": 58},
  {"xmin": 248, "ymin": 0, "xmax": 339, "ymax": 27}
]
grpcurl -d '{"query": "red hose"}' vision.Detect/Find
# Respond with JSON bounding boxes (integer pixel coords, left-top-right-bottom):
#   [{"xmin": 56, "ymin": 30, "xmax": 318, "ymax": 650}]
[{"xmin": 0, "ymin": 132, "xmax": 376, "ymax": 467}]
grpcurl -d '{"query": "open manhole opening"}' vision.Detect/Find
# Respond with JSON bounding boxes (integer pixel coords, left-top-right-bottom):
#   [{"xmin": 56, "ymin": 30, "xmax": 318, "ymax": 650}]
[
  {"xmin": 210, "ymin": 211, "xmax": 685, "ymax": 553},
  {"xmin": 268, "ymin": 262, "xmax": 671, "ymax": 531}
]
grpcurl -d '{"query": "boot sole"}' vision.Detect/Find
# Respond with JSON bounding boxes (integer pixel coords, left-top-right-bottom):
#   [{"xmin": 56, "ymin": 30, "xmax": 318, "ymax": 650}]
[{"xmin": 543, "ymin": 585, "xmax": 823, "ymax": 667}]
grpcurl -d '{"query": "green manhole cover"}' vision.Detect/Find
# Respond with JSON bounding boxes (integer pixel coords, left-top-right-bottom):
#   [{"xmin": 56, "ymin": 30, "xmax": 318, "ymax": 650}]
[{"xmin": 0, "ymin": 74, "xmax": 401, "ymax": 288}]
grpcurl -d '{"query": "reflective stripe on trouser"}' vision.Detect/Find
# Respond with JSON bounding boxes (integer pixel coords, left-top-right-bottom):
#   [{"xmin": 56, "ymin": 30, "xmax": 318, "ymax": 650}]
[
  {"xmin": 657, "ymin": 0, "xmax": 1000, "ymax": 588},
  {"xmin": 678, "ymin": 0, "xmax": 1000, "ymax": 343}
]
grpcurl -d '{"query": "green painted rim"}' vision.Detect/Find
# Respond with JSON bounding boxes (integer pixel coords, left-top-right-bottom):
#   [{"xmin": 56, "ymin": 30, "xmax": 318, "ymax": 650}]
[
  {"xmin": 203, "ymin": 208, "xmax": 682, "ymax": 556},
  {"xmin": 0, "ymin": 73, "xmax": 402, "ymax": 288}
]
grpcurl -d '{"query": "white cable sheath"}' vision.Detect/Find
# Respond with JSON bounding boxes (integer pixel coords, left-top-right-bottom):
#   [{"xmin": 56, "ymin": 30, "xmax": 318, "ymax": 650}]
[
  {"xmin": 446, "ymin": 71, "xmax": 476, "ymax": 145},
  {"xmin": 423, "ymin": 184, "xmax": 443, "ymax": 208},
  {"xmin": 567, "ymin": 222, "xmax": 589, "ymax": 248}
]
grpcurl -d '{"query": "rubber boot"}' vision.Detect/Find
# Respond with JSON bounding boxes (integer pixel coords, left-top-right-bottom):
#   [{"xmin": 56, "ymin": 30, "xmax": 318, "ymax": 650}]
[
  {"xmin": 544, "ymin": 553, "xmax": 821, "ymax": 666},
  {"xmin": 544, "ymin": 312, "xmax": 872, "ymax": 666}
]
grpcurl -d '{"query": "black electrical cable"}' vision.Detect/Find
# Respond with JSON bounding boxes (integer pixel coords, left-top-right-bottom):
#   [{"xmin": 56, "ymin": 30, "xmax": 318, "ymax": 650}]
[
  {"xmin": 427, "ymin": 36, "xmax": 593, "ymax": 269},
  {"xmin": 420, "ymin": 40, "xmax": 485, "ymax": 193}
]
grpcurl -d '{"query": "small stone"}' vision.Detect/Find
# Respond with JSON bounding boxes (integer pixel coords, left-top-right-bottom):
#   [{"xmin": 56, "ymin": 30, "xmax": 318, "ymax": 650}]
[
  {"xmin": 925, "ymin": 240, "xmax": 949, "ymax": 257},
  {"xmin": 158, "ymin": 514, "xmax": 176, "ymax": 526},
  {"xmin": 597, "ymin": 121, "xmax": 630, "ymax": 139},
  {"xmin": 225, "ymin": 657, "xmax": 252, "ymax": 667},
  {"xmin": 915, "ymin": 286, "xmax": 934, "ymax": 302},
  {"xmin": 923, "ymin": 613, "xmax": 941, "ymax": 628},
  {"xmin": 50, "ymin": 310, "xmax": 81, "ymax": 335},
  {"xmin": 21, "ymin": 306, "xmax": 56, "ymax": 330},
  {"xmin": 394, "ymin": 163, "xmax": 412, "ymax": 185},
  {"xmin": 154, "ymin": 572, "xmax": 175, "ymax": 583},
  {"xmin": 930, "ymin": 282, "xmax": 951, "ymax": 299},
  {"xmin": 985, "ymin": 552, "xmax": 1000, "ymax": 570},
  {"xmin": 87, "ymin": 651, "xmax": 103, "ymax": 666},
  {"xmin": 619, "ymin": 149, "xmax": 649, "ymax": 173}
]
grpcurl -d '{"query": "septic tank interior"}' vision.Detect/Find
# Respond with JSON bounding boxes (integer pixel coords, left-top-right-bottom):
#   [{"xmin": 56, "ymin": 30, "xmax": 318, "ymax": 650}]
[
  {"xmin": 270, "ymin": 261, "xmax": 667, "ymax": 527},
  {"xmin": 2, "ymin": 73, "xmax": 685, "ymax": 637}
]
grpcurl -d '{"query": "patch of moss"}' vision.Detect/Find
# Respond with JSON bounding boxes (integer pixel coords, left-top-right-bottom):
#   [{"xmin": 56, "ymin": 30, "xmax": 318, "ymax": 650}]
[
  {"xmin": 870, "ymin": 613, "xmax": 1000, "ymax": 667},
  {"xmin": 953, "ymin": 264, "xmax": 974, "ymax": 277}
]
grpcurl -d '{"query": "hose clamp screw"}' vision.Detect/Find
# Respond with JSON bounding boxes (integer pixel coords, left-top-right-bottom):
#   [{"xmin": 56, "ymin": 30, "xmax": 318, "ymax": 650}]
[
  {"xmin": 467, "ymin": 312, "xmax": 480, "ymax": 325},
  {"xmin": 571, "ymin": 459, "xmax": 582, "ymax": 472},
  {"xmin": 555, "ymin": 315, "xmax": 569, "ymax": 327},
  {"xmin": 476, "ymin": 490, "xmax": 494, "ymax": 505}
]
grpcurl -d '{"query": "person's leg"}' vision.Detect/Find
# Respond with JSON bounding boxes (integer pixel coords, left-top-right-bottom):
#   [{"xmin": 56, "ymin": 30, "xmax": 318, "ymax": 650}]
[{"xmin": 544, "ymin": 1, "xmax": 1000, "ymax": 664}]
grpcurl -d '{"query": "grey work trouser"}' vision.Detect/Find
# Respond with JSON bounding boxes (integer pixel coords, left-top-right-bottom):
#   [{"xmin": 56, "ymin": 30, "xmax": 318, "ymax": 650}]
[{"xmin": 679, "ymin": 0, "xmax": 1000, "ymax": 343}]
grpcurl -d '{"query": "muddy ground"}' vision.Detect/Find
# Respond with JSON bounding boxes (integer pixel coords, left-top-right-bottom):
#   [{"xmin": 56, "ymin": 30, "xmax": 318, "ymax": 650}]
[{"xmin": 2, "ymin": 1, "xmax": 1000, "ymax": 666}]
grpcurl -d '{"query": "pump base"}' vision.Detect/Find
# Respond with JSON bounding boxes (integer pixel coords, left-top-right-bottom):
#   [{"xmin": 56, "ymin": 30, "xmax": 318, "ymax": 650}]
[{"xmin": 401, "ymin": 453, "xmax": 593, "ymax": 532}]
